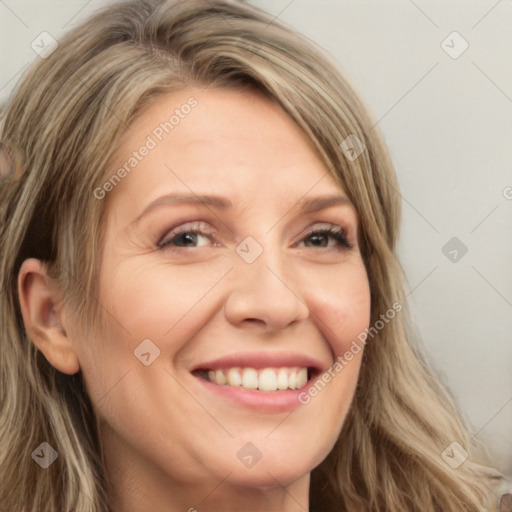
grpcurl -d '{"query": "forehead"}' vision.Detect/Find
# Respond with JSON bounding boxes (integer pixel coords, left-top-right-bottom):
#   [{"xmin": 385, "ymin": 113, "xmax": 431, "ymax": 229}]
[{"xmin": 102, "ymin": 87, "xmax": 347, "ymax": 219}]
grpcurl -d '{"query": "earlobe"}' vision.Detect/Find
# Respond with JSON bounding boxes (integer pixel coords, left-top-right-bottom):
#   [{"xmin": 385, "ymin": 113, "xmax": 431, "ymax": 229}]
[{"xmin": 17, "ymin": 258, "xmax": 80, "ymax": 375}]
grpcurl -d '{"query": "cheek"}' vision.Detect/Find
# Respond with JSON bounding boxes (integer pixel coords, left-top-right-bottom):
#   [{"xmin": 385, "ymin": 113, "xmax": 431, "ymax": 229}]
[
  {"xmin": 75, "ymin": 257, "xmax": 234, "ymax": 406},
  {"xmin": 302, "ymin": 261, "xmax": 371, "ymax": 353},
  {"xmin": 292, "ymin": 261, "xmax": 370, "ymax": 445},
  {"xmin": 100, "ymin": 256, "xmax": 232, "ymax": 339}
]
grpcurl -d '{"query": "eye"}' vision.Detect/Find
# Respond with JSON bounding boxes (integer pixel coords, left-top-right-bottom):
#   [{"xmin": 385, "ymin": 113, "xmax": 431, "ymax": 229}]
[
  {"xmin": 157, "ymin": 221, "xmax": 354, "ymax": 252},
  {"xmin": 299, "ymin": 224, "xmax": 353, "ymax": 250},
  {"xmin": 158, "ymin": 221, "xmax": 214, "ymax": 250}
]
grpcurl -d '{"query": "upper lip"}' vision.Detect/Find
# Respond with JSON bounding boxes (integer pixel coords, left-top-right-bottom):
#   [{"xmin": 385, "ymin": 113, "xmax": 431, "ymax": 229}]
[{"xmin": 191, "ymin": 351, "xmax": 327, "ymax": 373}]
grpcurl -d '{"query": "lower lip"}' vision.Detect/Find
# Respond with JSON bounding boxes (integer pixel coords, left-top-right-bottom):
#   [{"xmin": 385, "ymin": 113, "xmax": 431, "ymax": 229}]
[{"xmin": 193, "ymin": 375, "xmax": 310, "ymax": 413}]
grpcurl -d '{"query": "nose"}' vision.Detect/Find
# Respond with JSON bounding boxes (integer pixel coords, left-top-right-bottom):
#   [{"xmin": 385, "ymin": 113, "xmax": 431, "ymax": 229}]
[{"xmin": 223, "ymin": 246, "xmax": 310, "ymax": 331}]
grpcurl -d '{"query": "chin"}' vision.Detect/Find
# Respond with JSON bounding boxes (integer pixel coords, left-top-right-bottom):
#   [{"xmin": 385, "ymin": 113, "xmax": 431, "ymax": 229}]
[
  {"xmin": 219, "ymin": 433, "xmax": 332, "ymax": 489},
  {"xmin": 223, "ymin": 459, "xmax": 313, "ymax": 490}
]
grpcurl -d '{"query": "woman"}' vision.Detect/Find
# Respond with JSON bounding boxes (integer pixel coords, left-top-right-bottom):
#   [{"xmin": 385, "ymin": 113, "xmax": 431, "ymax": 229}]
[{"xmin": 0, "ymin": 0, "xmax": 508, "ymax": 510}]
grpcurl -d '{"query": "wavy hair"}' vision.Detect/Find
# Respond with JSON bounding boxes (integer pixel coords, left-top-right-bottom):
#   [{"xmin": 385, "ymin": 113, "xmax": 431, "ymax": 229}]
[{"xmin": 0, "ymin": 1, "xmax": 504, "ymax": 510}]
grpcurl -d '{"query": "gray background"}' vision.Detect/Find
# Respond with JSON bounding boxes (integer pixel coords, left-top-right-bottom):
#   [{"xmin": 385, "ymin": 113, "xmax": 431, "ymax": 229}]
[{"xmin": 1, "ymin": 0, "xmax": 511, "ymax": 475}]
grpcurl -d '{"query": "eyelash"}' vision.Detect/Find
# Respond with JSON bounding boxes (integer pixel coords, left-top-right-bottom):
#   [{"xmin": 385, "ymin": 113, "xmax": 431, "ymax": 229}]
[{"xmin": 158, "ymin": 222, "xmax": 353, "ymax": 251}]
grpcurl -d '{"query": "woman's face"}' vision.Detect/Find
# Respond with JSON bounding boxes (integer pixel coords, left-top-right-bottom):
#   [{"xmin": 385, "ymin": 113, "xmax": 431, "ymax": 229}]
[{"xmin": 76, "ymin": 87, "xmax": 371, "ymax": 504}]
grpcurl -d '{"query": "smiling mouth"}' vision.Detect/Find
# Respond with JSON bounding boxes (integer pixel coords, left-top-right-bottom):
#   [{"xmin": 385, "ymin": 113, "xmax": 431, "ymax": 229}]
[{"xmin": 193, "ymin": 366, "xmax": 315, "ymax": 392}]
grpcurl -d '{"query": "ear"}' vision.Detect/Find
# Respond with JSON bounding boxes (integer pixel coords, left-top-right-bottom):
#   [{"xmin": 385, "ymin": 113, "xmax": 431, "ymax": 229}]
[{"xmin": 17, "ymin": 258, "xmax": 80, "ymax": 375}]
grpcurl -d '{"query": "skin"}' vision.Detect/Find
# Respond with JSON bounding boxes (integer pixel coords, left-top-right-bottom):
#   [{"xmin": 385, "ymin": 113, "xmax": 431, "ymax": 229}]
[{"xmin": 18, "ymin": 87, "xmax": 371, "ymax": 512}]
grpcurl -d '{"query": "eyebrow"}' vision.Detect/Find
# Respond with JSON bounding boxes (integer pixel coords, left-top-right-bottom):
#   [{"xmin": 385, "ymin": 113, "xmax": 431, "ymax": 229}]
[{"xmin": 130, "ymin": 192, "xmax": 352, "ymax": 227}]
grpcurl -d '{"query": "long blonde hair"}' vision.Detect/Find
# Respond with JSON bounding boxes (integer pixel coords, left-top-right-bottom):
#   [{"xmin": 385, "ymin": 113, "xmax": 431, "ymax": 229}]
[{"xmin": 0, "ymin": 1, "xmax": 504, "ymax": 510}]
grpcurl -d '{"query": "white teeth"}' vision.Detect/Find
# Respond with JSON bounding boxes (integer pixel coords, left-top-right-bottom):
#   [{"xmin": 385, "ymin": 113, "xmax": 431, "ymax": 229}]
[
  {"xmin": 204, "ymin": 367, "xmax": 308, "ymax": 391},
  {"xmin": 215, "ymin": 369, "xmax": 226, "ymax": 385},
  {"xmin": 276, "ymin": 368, "xmax": 289, "ymax": 390},
  {"xmin": 241, "ymin": 368, "xmax": 258, "ymax": 390},
  {"xmin": 259, "ymin": 368, "xmax": 278, "ymax": 391},
  {"xmin": 288, "ymin": 370, "xmax": 297, "ymax": 390},
  {"xmin": 297, "ymin": 368, "xmax": 307, "ymax": 388},
  {"xmin": 227, "ymin": 367, "xmax": 242, "ymax": 387}
]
